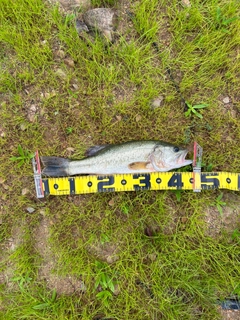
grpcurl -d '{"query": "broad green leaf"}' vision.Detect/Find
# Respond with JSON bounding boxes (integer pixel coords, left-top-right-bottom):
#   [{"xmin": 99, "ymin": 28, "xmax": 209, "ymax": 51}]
[
  {"xmin": 18, "ymin": 145, "xmax": 24, "ymax": 157},
  {"xmin": 222, "ymin": 17, "xmax": 238, "ymax": 26},
  {"xmin": 193, "ymin": 104, "xmax": 209, "ymax": 109},
  {"xmin": 51, "ymin": 289, "xmax": 57, "ymax": 302},
  {"xmin": 195, "ymin": 111, "xmax": 203, "ymax": 118}
]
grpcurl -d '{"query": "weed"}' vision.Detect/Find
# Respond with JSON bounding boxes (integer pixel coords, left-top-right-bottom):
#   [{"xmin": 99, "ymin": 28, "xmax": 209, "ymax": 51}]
[
  {"xmin": 184, "ymin": 102, "xmax": 209, "ymax": 119},
  {"xmin": 66, "ymin": 127, "xmax": 74, "ymax": 135},
  {"xmin": 10, "ymin": 145, "xmax": 34, "ymax": 167},
  {"xmin": 211, "ymin": 193, "xmax": 227, "ymax": 216},
  {"xmin": 232, "ymin": 229, "xmax": 240, "ymax": 241},
  {"xmin": 94, "ymin": 261, "xmax": 115, "ymax": 293},
  {"xmin": 215, "ymin": 6, "xmax": 238, "ymax": 33},
  {"xmin": 32, "ymin": 289, "xmax": 57, "ymax": 311},
  {"xmin": 10, "ymin": 275, "xmax": 33, "ymax": 292}
]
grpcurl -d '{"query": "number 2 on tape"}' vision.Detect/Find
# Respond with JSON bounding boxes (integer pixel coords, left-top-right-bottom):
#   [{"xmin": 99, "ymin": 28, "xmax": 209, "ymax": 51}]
[{"xmin": 97, "ymin": 176, "xmax": 115, "ymax": 192}]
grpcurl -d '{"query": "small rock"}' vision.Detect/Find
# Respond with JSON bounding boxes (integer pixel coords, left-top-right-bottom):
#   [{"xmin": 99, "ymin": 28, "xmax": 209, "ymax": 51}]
[
  {"xmin": 108, "ymin": 198, "xmax": 115, "ymax": 206},
  {"xmin": 106, "ymin": 254, "xmax": 119, "ymax": 264},
  {"xmin": 135, "ymin": 115, "xmax": 142, "ymax": 122},
  {"xmin": 28, "ymin": 104, "xmax": 37, "ymax": 122},
  {"xmin": 151, "ymin": 95, "xmax": 164, "ymax": 109},
  {"xmin": 22, "ymin": 188, "xmax": 29, "ymax": 196},
  {"xmin": 113, "ymin": 283, "xmax": 120, "ymax": 295},
  {"xmin": 26, "ymin": 207, "xmax": 35, "ymax": 214},
  {"xmin": 116, "ymin": 115, "xmax": 122, "ymax": 122},
  {"xmin": 223, "ymin": 96, "xmax": 230, "ymax": 104},
  {"xmin": 83, "ymin": 8, "xmax": 119, "ymax": 42},
  {"xmin": 66, "ymin": 147, "xmax": 75, "ymax": 155},
  {"xmin": 55, "ymin": 68, "xmax": 67, "ymax": 80},
  {"xmin": 0, "ymin": 127, "xmax": 6, "ymax": 138},
  {"xmin": 148, "ymin": 253, "xmax": 157, "ymax": 261},
  {"xmin": 64, "ymin": 58, "xmax": 75, "ymax": 68},
  {"xmin": 76, "ymin": 19, "xmax": 89, "ymax": 34},
  {"xmin": 20, "ymin": 123, "xmax": 27, "ymax": 131},
  {"xmin": 181, "ymin": 0, "xmax": 191, "ymax": 7},
  {"xmin": 72, "ymin": 83, "xmax": 79, "ymax": 90},
  {"xmin": 180, "ymin": 217, "xmax": 188, "ymax": 223},
  {"xmin": 55, "ymin": 49, "xmax": 65, "ymax": 58},
  {"xmin": 3, "ymin": 184, "xmax": 9, "ymax": 190},
  {"xmin": 39, "ymin": 209, "xmax": 46, "ymax": 216},
  {"xmin": 44, "ymin": 90, "xmax": 56, "ymax": 100}
]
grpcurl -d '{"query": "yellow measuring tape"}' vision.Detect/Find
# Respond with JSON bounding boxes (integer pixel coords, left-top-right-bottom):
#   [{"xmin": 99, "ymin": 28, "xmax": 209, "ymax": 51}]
[{"xmin": 40, "ymin": 172, "xmax": 239, "ymax": 196}]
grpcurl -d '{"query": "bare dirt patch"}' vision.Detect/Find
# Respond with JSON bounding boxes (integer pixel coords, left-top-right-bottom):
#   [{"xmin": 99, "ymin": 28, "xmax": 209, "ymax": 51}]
[
  {"xmin": 204, "ymin": 193, "xmax": 240, "ymax": 238},
  {"xmin": 34, "ymin": 215, "xmax": 86, "ymax": 295}
]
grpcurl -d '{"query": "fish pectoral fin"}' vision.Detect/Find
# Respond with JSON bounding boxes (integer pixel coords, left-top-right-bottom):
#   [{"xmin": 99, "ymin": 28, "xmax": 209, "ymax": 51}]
[{"xmin": 128, "ymin": 162, "xmax": 153, "ymax": 170}]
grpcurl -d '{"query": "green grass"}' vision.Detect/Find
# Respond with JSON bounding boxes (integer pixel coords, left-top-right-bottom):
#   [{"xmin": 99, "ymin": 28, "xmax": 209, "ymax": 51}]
[{"xmin": 0, "ymin": 0, "xmax": 240, "ymax": 319}]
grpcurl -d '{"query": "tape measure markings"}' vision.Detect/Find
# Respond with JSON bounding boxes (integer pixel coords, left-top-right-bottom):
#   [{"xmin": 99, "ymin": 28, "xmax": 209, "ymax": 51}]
[{"xmin": 41, "ymin": 172, "xmax": 240, "ymax": 196}]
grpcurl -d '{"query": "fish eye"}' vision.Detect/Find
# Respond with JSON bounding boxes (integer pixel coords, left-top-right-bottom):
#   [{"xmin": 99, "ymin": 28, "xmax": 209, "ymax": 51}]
[{"xmin": 173, "ymin": 146, "xmax": 179, "ymax": 152}]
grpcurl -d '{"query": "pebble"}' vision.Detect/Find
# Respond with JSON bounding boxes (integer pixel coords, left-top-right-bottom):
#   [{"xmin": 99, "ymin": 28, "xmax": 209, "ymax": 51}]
[
  {"xmin": 148, "ymin": 253, "xmax": 157, "ymax": 261},
  {"xmin": 28, "ymin": 104, "xmax": 37, "ymax": 122},
  {"xmin": 223, "ymin": 96, "xmax": 230, "ymax": 104},
  {"xmin": 20, "ymin": 123, "xmax": 27, "ymax": 131},
  {"xmin": 26, "ymin": 207, "xmax": 35, "ymax": 214},
  {"xmin": 64, "ymin": 58, "xmax": 75, "ymax": 68},
  {"xmin": 22, "ymin": 188, "xmax": 29, "ymax": 196},
  {"xmin": 108, "ymin": 198, "xmax": 115, "ymax": 206},
  {"xmin": 181, "ymin": 0, "xmax": 191, "ymax": 7},
  {"xmin": 0, "ymin": 127, "xmax": 6, "ymax": 138},
  {"xmin": 116, "ymin": 115, "xmax": 122, "ymax": 122},
  {"xmin": 44, "ymin": 90, "xmax": 56, "ymax": 100},
  {"xmin": 55, "ymin": 49, "xmax": 65, "ymax": 59},
  {"xmin": 72, "ymin": 83, "xmax": 79, "ymax": 90},
  {"xmin": 151, "ymin": 95, "xmax": 164, "ymax": 109},
  {"xmin": 135, "ymin": 115, "xmax": 142, "ymax": 122},
  {"xmin": 66, "ymin": 147, "xmax": 75, "ymax": 155},
  {"xmin": 83, "ymin": 8, "xmax": 118, "ymax": 42},
  {"xmin": 55, "ymin": 68, "xmax": 67, "ymax": 80}
]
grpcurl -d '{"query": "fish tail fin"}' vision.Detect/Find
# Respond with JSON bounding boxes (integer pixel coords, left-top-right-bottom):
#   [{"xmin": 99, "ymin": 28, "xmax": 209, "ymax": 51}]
[{"xmin": 41, "ymin": 157, "xmax": 70, "ymax": 177}]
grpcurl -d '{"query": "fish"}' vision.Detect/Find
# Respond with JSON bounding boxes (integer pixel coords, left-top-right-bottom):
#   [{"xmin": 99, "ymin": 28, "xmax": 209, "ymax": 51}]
[{"xmin": 41, "ymin": 140, "xmax": 192, "ymax": 177}]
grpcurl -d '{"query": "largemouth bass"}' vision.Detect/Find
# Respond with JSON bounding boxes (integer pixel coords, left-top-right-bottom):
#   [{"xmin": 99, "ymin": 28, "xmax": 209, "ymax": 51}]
[{"xmin": 41, "ymin": 140, "xmax": 192, "ymax": 177}]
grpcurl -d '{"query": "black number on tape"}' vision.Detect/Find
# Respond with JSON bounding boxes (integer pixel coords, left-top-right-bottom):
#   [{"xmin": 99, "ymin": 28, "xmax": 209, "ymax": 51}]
[
  {"xmin": 133, "ymin": 174, "xmax": 151, "ymax": 190},
  {"xmin": 201, "ymin": 174, "xmax": 219, "ymax": 189},
  {"xmin": 168, "ymin": 173, "xmax": 183, "ymax": 189},
  {"xmin": 68, "ymin": 178, "xmax": 75, "ymax": 194},
  {"xmin": 42, "ymin": 179, "xmax": 49, "ymax": 195},
  {"xmin": 97, "ymin": 176, "xmax": 115, "ymax": 192}
]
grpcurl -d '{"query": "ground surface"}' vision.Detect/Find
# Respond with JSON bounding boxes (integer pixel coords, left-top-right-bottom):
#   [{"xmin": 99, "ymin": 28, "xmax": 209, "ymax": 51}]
[{"xmin": 0, "ymin": 0, "xmax": 240, "ymax": 319}]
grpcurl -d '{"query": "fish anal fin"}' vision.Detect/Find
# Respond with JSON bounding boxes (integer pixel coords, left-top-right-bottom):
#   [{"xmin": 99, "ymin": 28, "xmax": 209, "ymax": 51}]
[{"xmin": 128, "ymin": 162, "xmax": 153, "ymax": 171}]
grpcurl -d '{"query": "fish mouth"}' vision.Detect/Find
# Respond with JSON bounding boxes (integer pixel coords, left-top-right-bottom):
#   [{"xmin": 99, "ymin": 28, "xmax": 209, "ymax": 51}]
[{"xmin": 177, "ymin": 151, "xmax": 193, "ymax": 165}]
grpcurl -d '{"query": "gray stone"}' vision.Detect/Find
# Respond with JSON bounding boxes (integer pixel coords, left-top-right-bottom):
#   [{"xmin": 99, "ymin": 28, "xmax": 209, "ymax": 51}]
[{"xmin": 151, "ymin": 95, "xmax": 164, "ymax": 109}]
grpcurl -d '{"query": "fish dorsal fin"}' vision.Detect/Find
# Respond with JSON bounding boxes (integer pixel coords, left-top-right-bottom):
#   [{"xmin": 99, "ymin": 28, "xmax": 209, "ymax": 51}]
[
  {"xmin": 85, "ymin": 144, "xmax": 110, "ymax": 157},
  {"xmin": 128, "ymin": 162, "xmax": 153, "ymax": 170}
]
